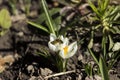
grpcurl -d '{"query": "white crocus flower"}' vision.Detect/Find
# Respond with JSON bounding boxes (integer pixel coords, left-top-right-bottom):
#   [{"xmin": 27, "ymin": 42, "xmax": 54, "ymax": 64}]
[
  {"xmin": 48, "ymin": 33, "xmax": 68, "ymax": 52},
  {"xmin": 59, "ymin": 41, "xmax": 78, "ymax": 59}
]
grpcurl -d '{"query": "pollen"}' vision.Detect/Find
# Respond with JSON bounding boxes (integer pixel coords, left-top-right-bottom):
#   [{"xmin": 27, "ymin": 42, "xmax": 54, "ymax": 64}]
[{"xmin": 63, "ymin": 46, "xmax": 68, "ymax": 55}]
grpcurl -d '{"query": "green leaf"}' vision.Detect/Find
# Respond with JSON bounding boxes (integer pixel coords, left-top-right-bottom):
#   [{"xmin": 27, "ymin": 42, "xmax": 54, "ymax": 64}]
[
  {"xmin": 111, "ymin": 27, "xmax": 120, "ymax": 34},
  {"xmin": 108, "ymin": 35, "xmax": 114, "ymax": 50},
  {"xmin": 41, "ymin": 0, "xmax": 56, "ymax": 35},
  {"xmin": 102, "ymin": 35, "xmax": 107, "ymax": 58},
  {"xmin": 36, "ymin": 47, "xmax": 50, "ymax": 58},
  {"xmin": 103, "ymin": 0, "xmax": 110, "ymax": 12},
  {"xmin": 27, "ymin": 20, "xmax": 49, "ymax": 33},
  {"xmin": 45, "ymin": 10, "xmax": 61, "ymax": 32},
  {"xmin": 0, "ymin": 9, "xmax": 12, "ymax": 29},
  {"xmin": 88, "ymin": 0, "xmax": 101, "ymax": 17},
  {"xmin": 88, "ymin": 48, "xmax": 99, "ymax": 65},
  {"xmin": 108, "ymin": 50, "xmax": 120, "ymax": 70},
  {"xmin": 54, "ymin": 16, "xmax": 61, "ymax": 31},
  {"xmin": 37, "ymin": 8, "xmax": 61, "ymax": 24},
  {"xmin": 85, "ymin": 63, "xmax": 93, "ymax": 76},
  {"xmin": 88, "ymin": 38, "xmax": 93, "ymax": 48},
  {"xmin": 108, "ymin": 6, "xmax": 120, "ymax": 22},
  {"xmin": 99, "ymin": 57, "xmax": 109, "ymax": 80}
]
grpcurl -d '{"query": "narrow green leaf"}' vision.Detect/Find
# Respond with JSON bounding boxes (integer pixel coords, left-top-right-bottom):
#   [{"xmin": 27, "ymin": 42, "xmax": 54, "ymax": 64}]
[
  {"xmin": 99, "ymin": 57, "xmax": 109, "ymax": 80},
  {"xmin": 102, "ymin": 35, "xmax": 107, "ymax": 58},
  {"xmin": 108, "ymin": 50, "xmax": 120, "ymax": 70},
  {"xmin": 88, "ymin": 38, "xmax": 93, "ymax": 48},
  {"xmin": 41, "ymin": 0, "xmax": 56, "ymax": 35},
  {"xmin": 103, "ymin": 0, "xmax": 110, "ymax": 11},
  {"xmin": 45, "ymin": 15, "xmax": 61, "ymax": 32},
  {"xmin": 37, "ymin": 8, "xmax": 61, "ymax": 24},
  {"xmin": 88, "ymin": 48, "xmax": 99, "ymax": 65},
  {"xmin": 112, "ymin": 50, "xmax": 120, "ymax": 67},
  {"xmin": 108, "ymin": 35, "xmax": 114, "ymax": 50},
  {"xmin": 88, "ymin": 0, "xmax": 101, "ymax": 17},
  {"xmin": 100, "ymin": 0, "xmax": 105, "ymax": 13},
  {"xmin": 54, "ymin": 16, "xmax": 61, "ymax": 31},
  {"xmin": 98, "ymin": 0, "xmax": 102, "ymax": 8},
  {"xmin": 27, "ymin": 21, "xmax": 49, "ymax": 33},
  {"xmin": 85, "ymin": 64, "xmax": 92, "ymax": 76},
  {"xmin": 111, "ymin": 27, "xmax": 120, "ymax": 34},
  {"xmin": 0, "ymin": 9, "xmax": 11, "ymax": 29}
]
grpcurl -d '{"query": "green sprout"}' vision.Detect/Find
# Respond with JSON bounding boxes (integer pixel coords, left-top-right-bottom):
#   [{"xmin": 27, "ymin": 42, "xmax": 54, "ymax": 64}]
[
  {"xmin": 86, "ymin": 0, "xmax": 120, "ymax": 79},
  {"xmin": 8, "ymin": 0, "xmax": 18, "ymax": 15},
  {"xmin": 24, "ymin": 0, "xmax": 31, "ymax": 16}
]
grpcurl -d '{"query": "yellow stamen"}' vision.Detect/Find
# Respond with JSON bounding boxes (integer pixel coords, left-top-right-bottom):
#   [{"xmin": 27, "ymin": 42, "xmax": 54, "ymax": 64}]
[{"xmin": 63, "ymin": 46, "xmax": 68, "ymax": 55}]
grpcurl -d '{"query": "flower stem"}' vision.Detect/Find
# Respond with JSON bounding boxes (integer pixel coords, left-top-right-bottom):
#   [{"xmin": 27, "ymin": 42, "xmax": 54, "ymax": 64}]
[{"xmin": 63, "ymin": 59, "xmax": 67, "ymax": 72}]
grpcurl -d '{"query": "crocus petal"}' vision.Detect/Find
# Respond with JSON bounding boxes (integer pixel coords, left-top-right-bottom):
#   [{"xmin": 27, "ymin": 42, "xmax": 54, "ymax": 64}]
[
  {"xmin": 59, "ymin": 36, "xmax": 69, "ymax": 45},
  {"xmin": 59, "ymin": 49, "xmax": 65, "ymax": 59},
  {"xmin": 59, "ymin": 38, "xmax": 69, "ymax": 51},
  {"xmin": 59, "ymin": 41, "xmax": 77, "ymax": 59},
  {"xmin": 50, "ymin": 33, "xmax": 57, "ymax": 41},
  {"xmin": 48, "ymin": 41, "xmax": 59, "ymax": 52},
  {"xmin": 65, "ymin": 41, "xmax": 78, "ymax": 58},
  {"xmin": 63, "ymin": 38, "xmax": 69, "ymax": 45},
  {"xmin": 59, "ymin": 35, "xmax": 64, "ymax": 41}
]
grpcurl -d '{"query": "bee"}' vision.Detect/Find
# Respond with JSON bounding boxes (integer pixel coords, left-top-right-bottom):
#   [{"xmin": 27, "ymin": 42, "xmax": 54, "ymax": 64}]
[{"xmin": 51, "ymin": 39, "xmax": 63, "ymax": 45}]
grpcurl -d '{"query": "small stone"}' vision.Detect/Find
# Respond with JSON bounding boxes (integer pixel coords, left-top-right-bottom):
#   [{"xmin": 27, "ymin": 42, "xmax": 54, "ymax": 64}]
[
  {"xmin": 67, "ymin": 76, "xmax": 72, "ymax": 80},
  {"xmin": 78, "ymin": 54, "xmax": 83, "ymax": 61},
  {"xmin": 93, "ymin": 43, "xmax": 100, "ymax": 52},
  {"xmin": 44, "ymin": 68, "xmax": 53, "ymax": 74},
  {"xmin": 17, "ymin": 32, "xmax": 24, "ymax": 37},
  {"xmin": 85, "ymin": 76, "xmax": 93, "ymax": 80},
  {"xmin": 112, "ymin": 42, "xmax": 120, "ymax": 51},
  {"xmin": 29, "ymin": 76, "xmax": 36, "ymax": 80},
  {"xmin": 14, "ymin": 53, "xmax": 21, "ymax": 60},
  {"xmin": 78, "ymin": 74, "xmax": 82, "ymax": 80},
  {"xmin": 40, "ymin": 68, "xmax": 52, "ymax": 76},
  {"xmin": 94, "ymin": 75, "xmax": 102, "ymax": 80},
  {"xmin": 27, "ymin": 65, "xmax": 34, "ymax": 73}
]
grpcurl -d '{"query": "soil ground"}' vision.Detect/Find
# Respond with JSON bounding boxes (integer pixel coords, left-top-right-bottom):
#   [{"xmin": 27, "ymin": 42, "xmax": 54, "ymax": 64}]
[{"xmin": 0, "ymin": 0, "xmax": 120, "ymax": 80}]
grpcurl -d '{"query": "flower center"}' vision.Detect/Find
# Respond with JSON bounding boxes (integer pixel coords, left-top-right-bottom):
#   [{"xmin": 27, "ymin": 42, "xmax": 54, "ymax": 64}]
[{"xmin": 63, "ymin": 46, "xmax": 68, "ymax": 55}]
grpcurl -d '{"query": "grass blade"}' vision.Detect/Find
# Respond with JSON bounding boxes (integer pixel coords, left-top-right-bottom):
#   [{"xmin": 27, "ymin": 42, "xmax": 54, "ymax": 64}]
[
  {"xmin": 88, "ymin": 0, "xmax": 101, "ymax": 17},
  {"xmin": 99, "ymin": 57, "xmax": 109, "ymax": 80},
  {"xmin": 88, "ymin": 48, "xmax": 99, "ymax": 65},
  {"xmin": 27, "ymin": 21, "xmax": 49, "ymax": 33},
  {"xmin": 108, "ymin": 35, "xmax": 114, "ymax": 50},
  {"xmin": 41, "ymin": 0, "xmax": 56, "ymax": 35}
]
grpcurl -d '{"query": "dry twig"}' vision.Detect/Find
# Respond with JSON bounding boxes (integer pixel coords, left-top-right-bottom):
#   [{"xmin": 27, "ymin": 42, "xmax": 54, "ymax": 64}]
[{"xmin": 44, "ymin": 70, "xmax": 75, "ymax": 79}]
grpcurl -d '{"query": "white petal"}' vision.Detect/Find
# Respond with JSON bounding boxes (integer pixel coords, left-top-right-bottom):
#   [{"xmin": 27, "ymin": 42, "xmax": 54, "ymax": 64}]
[
  {"xmin": 59, "ymin": 41, "xmax": 78, "ymax": 59},
  {"xmin": 59, "ymin": 35, "xmax": 64, "ymax": 41},
  {"xmin": 48, "ymin": 41, "xmax": 58, "ymax": 52},
  {"xmin": 66, "ymin": 41, "xmax": 78, "ymax": 58},
  {"xmin": 50, "ymin": 33, "xmax": 56, "ymax": 41},
  {"xmin": 63, "ymin": 38, "xmax": 69, "ymax": 45},
  {"xmin": 59, "ymin": 49, "xmax": 66, "ymax": 59},
  {"xmin": 69, "ymin": 41, "xmax": 77, "ymax": 51},
  {"xmin": 60, "ymin": 36, "xmax": 69, "ymax": 45}
]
